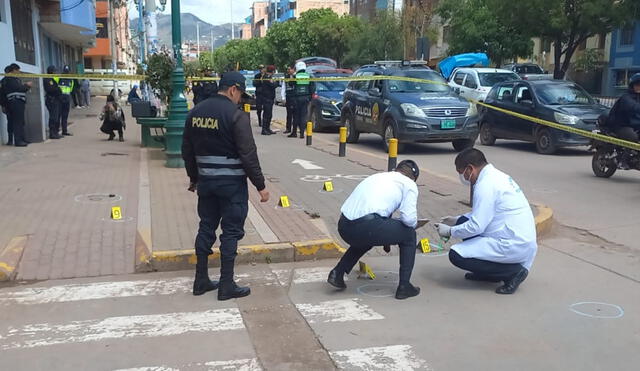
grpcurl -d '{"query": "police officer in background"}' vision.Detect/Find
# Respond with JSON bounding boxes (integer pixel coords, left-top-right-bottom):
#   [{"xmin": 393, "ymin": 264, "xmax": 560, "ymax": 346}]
[
  {"xmin": 182, "ymin": 71, "xmax": 270, "ymax": 301},
  {"xmin": 44, "ymin": 66, "xmax": 63, "ymax": 140},
  {"xmin": 288, "ymin": 61, "xmax": 314, "ymax": 139},
  {"xmin": 281, "ymin": 65, "xmax": 296, "ymax": 134},
  {"xmin": 260, "ymin": 65, "xmax": 278, "ymax": 135},
  {"xmin": 0, "ymin": 63, "xmax": 32, "ymax": 146},
  {"xmin": 193, "ymin": 70, "xmax": 219, "ymax": 106},
  {"xmin": 253, "ymin": 64, "xmax": 266, "ymax": 127},
  {"xmin": 55, "ymin": 65, "xmax": 74, "ymax": 136}
]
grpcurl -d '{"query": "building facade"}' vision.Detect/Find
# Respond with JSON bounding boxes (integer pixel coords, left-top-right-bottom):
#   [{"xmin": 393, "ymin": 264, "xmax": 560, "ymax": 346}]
[
  {"xmin": 350, "ymin": 0, "xmax": 401, "ymax": 20},
  {"xmin": 606, "ymin": 20, "xmax": 640, "ymax": 96},
  {"xmin": 84, "ymin": 0, "xmax": 134, "ymax": 73}
]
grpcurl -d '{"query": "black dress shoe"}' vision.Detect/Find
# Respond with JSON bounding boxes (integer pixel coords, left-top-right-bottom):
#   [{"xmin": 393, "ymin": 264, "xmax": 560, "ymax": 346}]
[
  {"xmin": 495, "ymin": 268, "xmax": 529, "ymax": 294},
  {"xmin": 193, "ymin": 278, "xmax": 219, "ymax": 296},
  {"xmin": 218, "ymin": 281, "xmax": 251, "ymax": 301},
  {"xmin": 14, "ymin": 141, "xmax": 28, "ymax": 147},
  {"xmin": 395, "ymin": 283, "xmax": 420, "ymax": 299},
  {"xmin": 62, "ymin": 132, "xmax": 73, "ymax": 136},
  {"xmin": 283, "ymin": 130, "xmax": 291, "ymax": 134},
  {"xmin": 269, "ymin": 130, "xmax": 277, "ymax": 134},
  {"xmin": 327, "ymin": 269, "xmax": 346, "ymax": 289},
  {"xmin": 299, "ymin": 133, "xmax": 304, "ymax": 139},
  {"xmin": 49, "ymin": 134, "xmax": 63, "ymax": 139},
  {"xmin": 465, "ymin": 272, "xmax": 502, "ymax": 283},
  {"xmin": 287, "ymin": 133, "xmax": 297, "ymax": 138},
  {"xmin": 261, "ymin": 131, "xmax": 272, "ymax": 135}
]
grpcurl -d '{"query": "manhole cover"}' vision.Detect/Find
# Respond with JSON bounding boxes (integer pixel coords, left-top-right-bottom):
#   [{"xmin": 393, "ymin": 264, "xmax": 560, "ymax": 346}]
[
  {"xmin": 569, "ymin": 302, "xmax": 624, "ymax": 318},
  {"xmin": 357, "ymin": 283, "xmax": 396, "ymax": 297},
  {"xmin": 74, "ymin": 193, "xmax": 123, "ymax": 203}
]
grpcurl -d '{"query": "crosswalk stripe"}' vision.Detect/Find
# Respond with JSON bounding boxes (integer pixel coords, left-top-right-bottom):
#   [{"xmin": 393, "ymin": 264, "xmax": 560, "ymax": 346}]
[
  {"xmin": 114, "ymin": 358, "xmax": 262, "ymax": 371},
  {"xmin": 330, "ymin": 345, "xmax": 431, "ymax": 371},
  {"xmin": 296, "ymin": 298, "xmax": 384, "ymax": 323},
  {"xmin": 273, "ymin": 267, "xmax": 346, "ymax": 286},
  {"xmin": 0, "ymin": 308, "xmax": 244, "ymax": 350}
]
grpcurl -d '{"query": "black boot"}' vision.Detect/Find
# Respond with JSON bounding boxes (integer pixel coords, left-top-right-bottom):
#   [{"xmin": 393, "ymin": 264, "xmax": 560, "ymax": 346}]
[
  {"xmin": 496, "ymin": 268, "xmax": 528, "ymax": 294},
  {"xmin": 327, "ymin": 268, "xmax": 346, "ymax": 289},
  {"xmin": 193, "ymin": 255, "xmax": 219, "ymax": 296},
  {"xmin": 395, "ymin": 282, "xmax": 420, "ymax": 300},
  {"xmin": 217, "ymin": 258, "xmax": 250, "ymax": 300},
  {"xmin": 7, "ymin": 135, "xmax": 13, "ymax": 146},
  {"xmin": 287, "ymin": 132, "xmax": 297, "ymax": 138},
  {"xmin": 108, "ymin": 133, "xmax": 115, "ymax": 141}
]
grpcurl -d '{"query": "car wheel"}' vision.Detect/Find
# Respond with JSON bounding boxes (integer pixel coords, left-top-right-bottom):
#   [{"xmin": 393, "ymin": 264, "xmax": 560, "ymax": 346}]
[
  {"xmin": 383, "ymin": 119, "xmax": 405, "ymax": 153},
  {"xmin": 343, "ymin": 115, "xmax": 360, "ymax": 143},
  {"xmin": 479, "ymin": 122, "xmax": 496, "ymax": 146},
  {"xmin": 310, "ymin": 109, "xmax": 323, "ymax": 133},
  {"xmin": 535, "ymin": 129, "xmax": 557, "ymax": 155},
  {"xmin": 452, "ymin": 138, "xmax": 476, "ymax": 152},
  {"xmin": 592, "ymin": 148, "xmax": 617, "ymax": 178}
]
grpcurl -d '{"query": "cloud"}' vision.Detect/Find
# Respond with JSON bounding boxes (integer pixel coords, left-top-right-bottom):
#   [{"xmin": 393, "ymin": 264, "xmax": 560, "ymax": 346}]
[{"xmin": 129, "ymin": 0, "xmax": 254, "ymax": 25}]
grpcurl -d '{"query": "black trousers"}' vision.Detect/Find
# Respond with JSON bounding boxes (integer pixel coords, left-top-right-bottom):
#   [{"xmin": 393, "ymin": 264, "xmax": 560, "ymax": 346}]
[
  {"xmin": 255, "ymin": 95, "xmax": 264, "ymax": 126},
  {"xmin": 293, "ymin": 97, "xmax": 310, "ymax": 135},
  {"xmin": 335, "ymin": 214, "xmax": 417, "ymax": 284},
  {"xmin": 261, "ymin": 99, "xmax": 274, "ymax": 132},
  {"xmin": 448, "ymin": 216, "xmax": 524, "ymax": 281},
  {"xmin": 7, "ymin": 100, "xmax": 26, "ymax": 144},
  {"xmin": 60, "ymin": 95, "xmax": 71, "ymax": 133},
  {"xmin": 195, "ymin": 179, "xmax": 249, "ymax": 282},
  {"xmin": 285, "ymin": 100, "xmax": 295, "ymax": 132},
  {"xmin": 46, "ymin": 98, "xmax": 61, "ymax": 136}
]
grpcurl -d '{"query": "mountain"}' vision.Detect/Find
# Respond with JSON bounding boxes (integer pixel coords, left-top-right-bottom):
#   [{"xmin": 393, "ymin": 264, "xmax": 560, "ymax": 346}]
[{"xmin": 131, "ymin": 13, "xmax": 243, "ymax": 50}]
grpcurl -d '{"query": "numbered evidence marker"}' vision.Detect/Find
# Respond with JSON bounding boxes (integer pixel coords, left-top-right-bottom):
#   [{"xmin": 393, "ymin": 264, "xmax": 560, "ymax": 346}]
[
  {"xmin": 419, "ymin": 238, "xmax": 431, "ymax": 253},
  {"xmin": 358, "ymin": 261, "xmax": 376, "ymax": 280},
  {"xmin": 111, "ymin": 206, "xmax": 122, "ymax": 220},
  {"xmin": 278, "ymin": 195, "xmax": 290, "ymax": 208},
  {"xmin": 323, "ymin": 181, "xmax": 334, "ymax": 192}
]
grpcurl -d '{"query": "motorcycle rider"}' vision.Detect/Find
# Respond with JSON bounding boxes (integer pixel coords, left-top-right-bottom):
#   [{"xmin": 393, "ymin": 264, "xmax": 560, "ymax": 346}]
[{"xmin": 607, "ymin": 73, "xmax": 640, "ymax": 168}]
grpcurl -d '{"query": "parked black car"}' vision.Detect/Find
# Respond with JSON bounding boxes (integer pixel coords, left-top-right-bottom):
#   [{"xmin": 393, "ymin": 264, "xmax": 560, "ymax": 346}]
[
  {"xmin": 308, "ymin": 69, "xmax": 352, "ymax": 131},
  {"xmin": 480, "ymin": 80, "xmax": 609, "ymax": 154}
]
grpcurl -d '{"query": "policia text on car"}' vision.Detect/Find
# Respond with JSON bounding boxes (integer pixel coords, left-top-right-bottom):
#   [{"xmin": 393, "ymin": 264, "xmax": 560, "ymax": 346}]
[{"xmin": 182, "ymin": 71, "xmax": 270, "ymax": 301}]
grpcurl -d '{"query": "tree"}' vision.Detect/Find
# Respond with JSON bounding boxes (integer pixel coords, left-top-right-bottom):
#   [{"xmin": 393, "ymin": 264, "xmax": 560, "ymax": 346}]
[
  {"xmin": 145, "ymin": 51, "xmax": 174, "ymax": 103},
  {"xmin": 509, "ymin": 0, "xmax": 639, "ymax": 79},
  {"xmin": 344, "ymin": 11, "xmax": 404, "ymax": 68},
  {"xmin": 311, "ymin": 14, "xmax": 364, "ymax": 66},
  {"xmin": 438, "ymin": 0, "xmax": 534, "ymax": 66},
  {"xmin": 209, "ymin": 38, "xmax": 268, "ymax": 72},
  {"xmin": 402, "ymin": 0, "xmax": 439, "ymax": 60}
]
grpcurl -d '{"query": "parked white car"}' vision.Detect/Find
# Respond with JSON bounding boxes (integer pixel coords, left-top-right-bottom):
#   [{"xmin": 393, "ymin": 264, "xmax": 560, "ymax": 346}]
[
  {"xmin": 448, "ymin": 68, "xmax": 520, "ymax": 102},
  {"xmin": 85, "ymin": 69, "xmax": 136, "ymax": 97}
]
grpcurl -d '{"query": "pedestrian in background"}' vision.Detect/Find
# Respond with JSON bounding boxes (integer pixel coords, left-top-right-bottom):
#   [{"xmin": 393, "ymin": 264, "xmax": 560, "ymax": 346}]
[
  {"xmin": 99, "ymin": 95, "xmax": 125, "ymax": 142},
  {"xmin": 127, "ymin": 85, "xmax": 141, "ymax": 105},
  {"xmin": 260, "ymin": 65, "xmax": 278, "ymax": 135},
  {"xmin": 288, "ymin": 61, "xmax": 314, "ymax": 139},
  {"xmin": 80, "ymin": 78, "xmax": 91, "ymax": 108},
  {"xmin": 55, "ymin": 65, "xmax": 74, "ymax": 136},
  {"xmin": 253, "ymin": 64, "xmax": 266, "ymax": 127},
  {"xmin": 44, "ymin": 65, "xmax": 63, "ymax": 140},
  {"xmin": 282, "ymin": 65, "xmax": 296, "ymax": 134},
  {"xmin": 0, "ymin": 63, "xmax": 32, "ymax": 146}
]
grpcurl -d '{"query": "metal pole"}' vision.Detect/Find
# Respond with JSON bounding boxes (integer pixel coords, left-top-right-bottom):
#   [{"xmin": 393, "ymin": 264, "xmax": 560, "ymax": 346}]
[
  {"xmin": 230, "ymin": 0, "xmax": 234, "ymax": 40},
  {"xmin": 109, "ymin": 0, "xmax": 118, "ymax": 98},
  {"xmin": 306, "ymin": 121, "xmax": 312, "ymax": 146},
  {"xmin": 137, "ymin": 0, "xmax": 145, "ymax": 64},
  {"xmin": 196, "ymin": 22, "xmax": 200, "ymax": 59}
]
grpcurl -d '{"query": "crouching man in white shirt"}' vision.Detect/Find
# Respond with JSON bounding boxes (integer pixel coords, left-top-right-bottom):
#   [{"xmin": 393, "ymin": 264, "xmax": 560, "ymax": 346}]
[
  {"xmin": 327, "ymin": 160, "xmax": 421, "ymax": 300},
  {"xmin": 435, "ymin": 149, "xmax": 537, "ymax": 295}
]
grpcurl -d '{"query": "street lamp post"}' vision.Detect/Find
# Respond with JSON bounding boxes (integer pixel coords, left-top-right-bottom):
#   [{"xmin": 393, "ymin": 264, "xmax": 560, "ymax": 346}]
[{"xmin": 163, "ymin": 0, "xmax": 188, "ymax": 168}]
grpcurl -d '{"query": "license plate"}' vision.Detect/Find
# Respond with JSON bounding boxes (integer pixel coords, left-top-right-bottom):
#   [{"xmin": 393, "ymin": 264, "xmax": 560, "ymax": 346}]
[{"xmin": 440, "ymin": 119, "xmax": 456, "ymax": 129}]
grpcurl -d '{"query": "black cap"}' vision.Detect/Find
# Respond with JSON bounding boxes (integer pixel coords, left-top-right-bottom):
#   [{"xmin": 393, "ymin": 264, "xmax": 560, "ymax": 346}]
[
  {"xmin": 219, "ymin": 71, "xmax": 250, "ymax": 98},
  {"xmin": 397, "ymin": 159, "xmax": 420, "ymax": 180}
]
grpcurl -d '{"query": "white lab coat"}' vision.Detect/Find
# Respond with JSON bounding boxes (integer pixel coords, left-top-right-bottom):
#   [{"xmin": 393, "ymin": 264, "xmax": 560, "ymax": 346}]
[{"xmin": 450, "ymin": 164, "xmax": 537, "ymax": 269}]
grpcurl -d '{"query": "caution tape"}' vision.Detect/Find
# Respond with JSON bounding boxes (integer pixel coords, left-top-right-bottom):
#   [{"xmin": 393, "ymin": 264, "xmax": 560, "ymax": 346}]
[{"xmin": 0, "ymin": 72, "xmax": 146, "ymax": 81}]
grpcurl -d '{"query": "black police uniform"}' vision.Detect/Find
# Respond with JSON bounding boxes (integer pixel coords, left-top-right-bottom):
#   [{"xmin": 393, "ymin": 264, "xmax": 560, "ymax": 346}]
[
  {"xmin": 57, "ymin": 76, "xmax": 74, "ymax": 135},
  {"xmin": 182, "ymin": 85, "xmax": 266, "ymax": 300},
  {"xmin": 44, "ymin": 76, "xmax": 63, "ymax": 139},
  {"xmin": 0, "ymin": 74, "xmax": 30, "ymax": 146},
  {"xmin": 193, "ymin": 80, "xmax": 219, "ymax": 106},
  {"xmin": 289, "ymin": 69, "xmax": 315, "ymax": 138},
  {"xmin": 284, "ymin": 73, "xmax": 296, "ymax": 133},
  {"xmin": 259, "ymin": 74, "xmax": 278, "ymax": 135},
  {"xmin": 253, "ymin": 71, "xmax": 264, "ymax": 127}
]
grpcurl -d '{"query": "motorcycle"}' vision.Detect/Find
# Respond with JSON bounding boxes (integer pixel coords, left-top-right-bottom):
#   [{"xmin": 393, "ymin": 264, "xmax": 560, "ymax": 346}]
[{"xmin": 590, "ymin": 115, "xmax": 640, "ymax": 178}]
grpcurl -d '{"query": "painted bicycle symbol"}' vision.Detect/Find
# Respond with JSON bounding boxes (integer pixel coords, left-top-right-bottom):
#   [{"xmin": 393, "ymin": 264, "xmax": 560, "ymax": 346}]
[{"xmin": 300, "ymin": 174, "xmax": 369, "ymax": 182}]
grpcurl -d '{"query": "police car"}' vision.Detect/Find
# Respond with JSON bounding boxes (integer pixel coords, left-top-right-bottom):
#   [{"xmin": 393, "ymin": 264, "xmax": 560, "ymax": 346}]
[
  {"xmin": 341, "ymin": 61, "xmax": 480, "ymax": 152},
  {"xmin": 308, "ymin": 69, "xmax": 352, "ymax": 131}
]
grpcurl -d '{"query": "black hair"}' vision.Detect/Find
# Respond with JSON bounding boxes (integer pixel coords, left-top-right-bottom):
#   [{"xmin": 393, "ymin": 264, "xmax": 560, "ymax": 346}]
[
  {"xmin": 396, "ymin": 159, "xmax": 419, "ymax": 181},
  {"xmin": 107, "ymin": 95, "xmax": 115, "ymax": 102},
  {"xmin": 47, "ymin": 65, "xmax": 57, "ymax": 74},
  {"xmin": 455, "ymin": 148, "xmax": 488, "ymax": 170}
]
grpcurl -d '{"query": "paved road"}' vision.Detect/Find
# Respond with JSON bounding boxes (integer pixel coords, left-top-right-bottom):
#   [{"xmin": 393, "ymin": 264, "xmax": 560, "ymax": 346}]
[{"xmin": 270, "ymin": 105, "xmax": 639, "ymax": 250}]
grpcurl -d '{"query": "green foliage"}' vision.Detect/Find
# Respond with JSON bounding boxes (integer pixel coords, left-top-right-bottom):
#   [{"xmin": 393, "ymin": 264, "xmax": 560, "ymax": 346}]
[
  {"xmin": 574, "ymin": 48, "xmax": 603, "ymax": 72},
  {"xmin": 344, "ymin": 11, "xmax": 403, "ymax": 68},
  {"xmin": 145, "ymin": 51, "xmax": 174, "ymax": 103},
  {"xmin": 209, "ymin": 38, "xmax": 269, "ymax": 72},
  {"xmin": 183, "ymin": 60, "xmax": 201, "ymax": 77}
]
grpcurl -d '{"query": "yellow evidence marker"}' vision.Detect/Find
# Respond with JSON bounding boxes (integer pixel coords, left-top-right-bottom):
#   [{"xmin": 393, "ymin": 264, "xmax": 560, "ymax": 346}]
[
  {"xmin": 323, "ymin": 181, "xmax": 334, "ymax": 192},
  {"xmin": 278, "ymin": 196, "xmax": 290, "ymax": 208},
  {"xmin": 358, "ymin": 261, "xmax": 376, "ymax": 280},
  {"xmin": 111, "ymin": 206, "xmax": 122, "ymax": 220},
  {"xmin": 419, "ymin": 238, "xmax": 431, "ymax": 253}
]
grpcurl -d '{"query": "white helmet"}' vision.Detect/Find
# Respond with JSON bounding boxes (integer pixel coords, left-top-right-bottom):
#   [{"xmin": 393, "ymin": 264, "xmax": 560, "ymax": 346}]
[{"xmin": 295, "ymin": 61, "xmax": 306, "ymax": 72}]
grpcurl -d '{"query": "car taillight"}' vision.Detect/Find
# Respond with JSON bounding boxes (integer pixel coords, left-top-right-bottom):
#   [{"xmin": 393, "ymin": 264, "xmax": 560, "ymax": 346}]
[{"xmin": 312, "ymin": 93, "xmax": 319, "ymax": 100}]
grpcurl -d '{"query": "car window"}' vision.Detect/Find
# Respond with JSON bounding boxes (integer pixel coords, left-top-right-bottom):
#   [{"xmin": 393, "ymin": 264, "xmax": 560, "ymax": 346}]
[
  {"xmin": 453, "ymin": 72, "xmax": 466, "ymax": 85},
  {"xmin": 515, "ymin": 85, "xmax": 533, "ymax": 103},
  {"xmin": 464, "ymin": 75, "xmax": 478, "ymax": 89},
  {"xmin": 388, "ymin": 71, "xmax": 450, "ymax": 93},
  {"xmin": 515, "ymin": 65, "xmax": 544, "ymax": 74},
  {"xmin": 353, "ymin": 71, "xmax": 374, "ymax": 91},
  {"xmin": 315, "ymin": 80, "xmax": 349, "ymax": 92},
  {"xmin": 496, "ymin": 85, "xmax": 515, "ymax": 102},
  {"xmin": 536, "ymin": 83, "xmax": 595, "ymax": 105},
  {"xmin": 478, "ymin": 73, "xmax": 520, "ymax": 87}
]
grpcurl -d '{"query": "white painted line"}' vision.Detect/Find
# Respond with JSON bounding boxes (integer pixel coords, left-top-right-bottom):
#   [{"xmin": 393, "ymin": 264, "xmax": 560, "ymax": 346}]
[
  {"xmin": 0, "ymin": 277, "xmax": 193, "ymax": 305},
  {"xmin": 292, "ymin": 159, "xmax": 324, "ymax": 170},
  {"xmin": 292, "ymin": 267, "xmax": 347, "ymax": 284},
  {"xmin": 114, "ymin": 358, "xmax": 262, "ymax": 371},
  {"xmin": 0, "ymin": 308, "xmax": 244, "ymax": 350},
  {"xmin": 137, "ymin": 148, "xmax": 153, "ymax": 253},
  {"xmin": 330, "ymin": 345, "xmax": 431, "ymax": 371},
  {"xmin": 296, "ymin": 298, "xmax": 383, "ymax": 323},
  {"xmin": 247, "ymin": 203, "xmax": 279, "ymax": 243},
  {"xmin": 272, "ymin": 268, "xmax": 292, "ymax": 286}
]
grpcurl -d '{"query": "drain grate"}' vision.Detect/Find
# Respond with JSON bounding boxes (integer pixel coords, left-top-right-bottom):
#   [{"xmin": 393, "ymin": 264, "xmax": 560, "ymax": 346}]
[{"xmin": 101, "ymin": 152, "xmax": 129, "ymax": 156}]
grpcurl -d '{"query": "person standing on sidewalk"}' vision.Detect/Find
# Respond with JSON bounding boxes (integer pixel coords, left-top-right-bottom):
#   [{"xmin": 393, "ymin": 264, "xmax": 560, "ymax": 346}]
[
  {"xmin": 288, "ymin": 61, "xmax": 314, "ymax": 139},
  {"xmin": 44, "ymin": 66, "xmax": 63, "ymax": 140},
  {"xmin": 253, "ymin": 65, "xmax": 266, "ymax": 127},
  {"xmin": 0, "ymin": 63, "xmax": 32, "ymax": 146},
  {"xmin": 80, "ymin": 78, "xmax": 91, "ymax": 108},
  {"xmin": 327, "ymin": 160, "xmax": 421, "ymax": 300},
  {"xmin": 282, "ymin": 65, "xmax": 296, "ymax": 134},
  {"xmin": 260, "ymin": 65, "xmax": 278, "ymax": 135},
  {"xmin": 182, "ymin": 71, "xmax": 270, "ymax": 301},
  {"xmin": 54, "ymin": 65, "xmax": 74, "ymax": 136}
]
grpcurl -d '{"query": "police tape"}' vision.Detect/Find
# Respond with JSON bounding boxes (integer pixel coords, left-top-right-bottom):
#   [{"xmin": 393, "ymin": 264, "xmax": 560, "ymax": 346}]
[{"xmin": 2, "ymin": 71, "xmax": 637, "ymax": 151}]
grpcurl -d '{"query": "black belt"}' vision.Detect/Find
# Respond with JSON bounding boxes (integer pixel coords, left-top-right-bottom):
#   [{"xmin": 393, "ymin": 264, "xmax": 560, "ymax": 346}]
[{"xmin": 341, "ymin": 213, "xmax": 382, "ymax": 223}]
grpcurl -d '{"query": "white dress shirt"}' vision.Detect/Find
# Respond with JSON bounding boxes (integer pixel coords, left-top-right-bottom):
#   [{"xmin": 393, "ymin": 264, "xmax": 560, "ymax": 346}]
[
  {"xmin": 341, "ymin": 171, "xmax": 418, "ymax": 228},
  {"xmin": 450, "ymin": 164, "xmax": 538, "ymax": 269}
]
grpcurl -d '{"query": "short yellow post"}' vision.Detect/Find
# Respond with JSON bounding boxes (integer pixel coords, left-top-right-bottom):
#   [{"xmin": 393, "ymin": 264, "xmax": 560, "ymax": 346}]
[
  {"xmin": 388, "ymin": 138, "xmax": 398, "ymax": 171},
  {"xmin": 306, "ymin": 121, "xmax": 312, "ymax": 146},
  {"xmin": 339, "ymin": 127, "xmax": 347, "ymax": 157}
]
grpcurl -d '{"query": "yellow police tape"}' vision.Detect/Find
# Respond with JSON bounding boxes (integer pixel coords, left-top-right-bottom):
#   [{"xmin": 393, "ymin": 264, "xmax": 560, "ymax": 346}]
[{"xmin": 2, "ymin": 72, "xmax": 638, "ymax": 151}]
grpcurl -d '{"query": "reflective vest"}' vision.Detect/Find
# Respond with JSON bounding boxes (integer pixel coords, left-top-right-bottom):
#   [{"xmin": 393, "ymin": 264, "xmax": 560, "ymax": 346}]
[
  {"xmin": 294, "ymin": 71, "xmax": 311, "ymax": 96},
  {"xmin": 53, "ymin": 77, "xmax": 74, "ymax": 95}
]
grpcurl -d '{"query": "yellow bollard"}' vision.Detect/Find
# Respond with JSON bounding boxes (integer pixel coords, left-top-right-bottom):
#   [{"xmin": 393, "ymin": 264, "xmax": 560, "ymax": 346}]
[
  {"xmin": 339, "ymin": 127, "xmax": 347, "ymax": 157},
  {"xmin": 306, "ymin": 121, "xmax": 313, "ymax": 145},
  {"xmin": 388, "ymin": 138, "xmax": 398, "ymax": 171},
  {"xmin": 243, "ymin": 104, "xmax": 250, "ymax": 113}
]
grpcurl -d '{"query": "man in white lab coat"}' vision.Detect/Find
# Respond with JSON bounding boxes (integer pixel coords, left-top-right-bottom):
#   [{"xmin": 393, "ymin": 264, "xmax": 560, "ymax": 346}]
[{"xmin": 435, "ymin": 149, "xmax": 537, "ymax": 294}]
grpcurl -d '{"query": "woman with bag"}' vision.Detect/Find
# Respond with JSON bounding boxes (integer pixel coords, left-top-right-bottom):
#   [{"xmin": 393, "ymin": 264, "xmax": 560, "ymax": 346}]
[{"xmin": 99, "ymin": 95, "xmax": 126, "ymax": 142}]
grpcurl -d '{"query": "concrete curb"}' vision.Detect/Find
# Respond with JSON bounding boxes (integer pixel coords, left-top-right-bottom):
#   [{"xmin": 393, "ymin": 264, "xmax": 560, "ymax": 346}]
[
  {"xmin": 0, "ymin": 236, "xmax": 28, "ymax": 281},
  {"xmin": 533, "ymin": 203, "xmax": 554, "ymax": 237}
]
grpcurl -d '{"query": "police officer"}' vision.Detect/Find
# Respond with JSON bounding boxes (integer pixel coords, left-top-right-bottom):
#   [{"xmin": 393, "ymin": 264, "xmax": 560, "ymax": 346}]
[
  {"xmin": 253, "ymin": 64, "xmax": 266, "ymax": 127},
  {"xmin": 282, "ymin": 65, "xmax": 296, "ymax": 134},
  {"xmin": 1, "ymin": 63, "xmax": 32, "ymax": 146},
  {"xmin": 44, "ymin": 66, "xmax": 63, "ymax": 140},
  {"xmin": 288, "ymin": 61, "xmax": 315, "ymax": 139},
  {"xmin": 193, "ymin": 70, "xmax": 219, "ymax": 106},
  {"xmin": 54, "ymin": 65, "xmax": 74, "ymax": 136},
  {"xmin": 260, "ymin": 65, "xmax": 278, "ymax": 135},
  {"xmin": 182, "ymin": 71, "xmax": 270, "ymax": 300}
]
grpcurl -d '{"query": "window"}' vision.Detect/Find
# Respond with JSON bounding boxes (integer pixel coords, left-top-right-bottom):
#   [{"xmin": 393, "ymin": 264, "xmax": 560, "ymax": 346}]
[
  {"xmin": 598, "ymin": 33, "xmax": 606, "ymax": 49},
  {"xmin": 479, "ymin": 73, "xmax": 520, "ymax": 87},
  {"xmin": 614, "ymin": 69, "xmax": 640, "ymax": 87},
  {"xmin": 453, "ymin": 72, "xmax": 466, "ymax": 85},
  {"xmin": 464, "ymin": 76, "xmax": 478, "ymax": 89},
  {"xmin": 496, "ymin": 86, "xmax": 514, "ymax": 101},
  {"xmin": 620, "ymin": 23, "xmax": 634, "ymax": 46},
  {"xmin": 10, "ymin": 0, "xmax": 35, "ymax": 64},
  {"xmin": 353, "ymin": 71, "xmax": 373, "ymax": 91},
  {"xmin": 515, "ymin": 86, "xmax": 532, "ymax": 103}
]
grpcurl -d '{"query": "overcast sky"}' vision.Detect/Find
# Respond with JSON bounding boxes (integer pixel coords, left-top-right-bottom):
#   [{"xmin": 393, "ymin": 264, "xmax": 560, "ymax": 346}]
[{"xmin": 128, "ymin": 0, "xmax": 255, "ymax": 25}]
